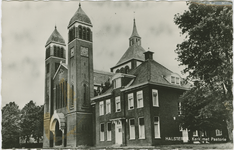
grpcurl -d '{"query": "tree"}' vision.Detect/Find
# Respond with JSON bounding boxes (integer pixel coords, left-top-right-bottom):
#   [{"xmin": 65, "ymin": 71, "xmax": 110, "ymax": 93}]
[
  {"xmin": 174, "ymin": 2, "xmax": 232, "ymax": 140},
  {"xmin": 32, "ymin": 105, "xmax": 44, "ymax": 143},
  {"xmin": 20, "ymin": 100, "xmax": 43, "ymax": 143},
  {"xmin": 2, "ymin": 102, "xmax": 21, "ymax": 148}
]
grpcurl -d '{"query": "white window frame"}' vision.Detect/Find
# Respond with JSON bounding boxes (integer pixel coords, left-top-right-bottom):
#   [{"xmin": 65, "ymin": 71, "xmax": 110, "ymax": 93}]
[
  {"xmin": 152, "ymin": 89, "xmax": 159, "ymax": 107},
  {"xmin": 128, "ymin": 93, "xmax": 134, "ymax": 110},
  {"xmin": 100, "ymin": 123, "xmax": 104, "ymax": 141},
  {"xmin": 137, "ymin": 91, "xmax": 143, "ymax": 108},
  {"xmin": 171, "ymin": 76, "xmax": 175, "ymax": 84},
  {"xmin": 176, "ymin": 77, "xmax": 180, "ymax": 85},
  {"xmin": 154, "ymin": 116, "xmax": 161, "ymax": 138},
  {"xmin": 216, "ymin": 129, "xmax": 222, "ymax": 136},
  {"xmin": 115, "ymin": 96, "xmax": 121, "ymax": 112},
  {"xmin": 106, "ymin": 99, "xmax": 111, "ymax": 114},
  {"xmin": 99, "ymin": 101, "xmax": 104, "ymax": 116},
  {"xmin": 129, "ymin": 119, "xmax": 135, "ymax": 140},
  {"xmin": 107, "ymin": 122, "xmax": 111, "ymax": 141},
  {"xmin": 138, "ymin": 117, "xmax": 145, "ymax": 139}
]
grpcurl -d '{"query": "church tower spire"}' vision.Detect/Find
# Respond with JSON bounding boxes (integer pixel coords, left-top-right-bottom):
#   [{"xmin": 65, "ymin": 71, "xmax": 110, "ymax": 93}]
[{"xmin": 129, "ymin": 19, "xmax": 141, "ymax": 46}]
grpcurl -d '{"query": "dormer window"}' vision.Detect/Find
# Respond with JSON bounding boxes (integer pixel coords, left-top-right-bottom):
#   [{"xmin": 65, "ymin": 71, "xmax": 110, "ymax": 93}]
[
  {"xmin": 113, "ymin": 78, "xmax": 121, "ymax": 89},
  {"xmin": 171, "ymin": 76, "xmax": 180, "ymax": 85}
]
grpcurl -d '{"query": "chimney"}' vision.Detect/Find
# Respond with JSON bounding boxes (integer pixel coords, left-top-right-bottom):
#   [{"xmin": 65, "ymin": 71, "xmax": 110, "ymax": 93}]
[{"xmin": 144, "ymin": 51, "xmax": 154, "ymax": 61}]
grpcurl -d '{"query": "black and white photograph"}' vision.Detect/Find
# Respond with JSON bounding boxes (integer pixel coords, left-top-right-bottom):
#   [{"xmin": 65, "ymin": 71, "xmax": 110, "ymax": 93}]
[{"xmin": 1, "ymin": 1, "xmax": 233, "ymax": 149}]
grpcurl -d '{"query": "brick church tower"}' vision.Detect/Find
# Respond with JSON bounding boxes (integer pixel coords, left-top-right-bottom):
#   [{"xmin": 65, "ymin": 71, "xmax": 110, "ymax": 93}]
[
  {"xmin": 43, "ymin": 26, "xmax": 66, "ymax": 147},
  {"xmin": 66, "ymin": 3, "xmax": 94, "ymax": 146}
]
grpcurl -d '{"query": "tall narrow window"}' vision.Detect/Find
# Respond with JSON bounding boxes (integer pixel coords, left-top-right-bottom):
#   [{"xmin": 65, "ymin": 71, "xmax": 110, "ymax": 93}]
[
  {"xmin": 107, "ymin": 122, "xmax": 111, "ymax": 141},
  {"xmin": 71, "ymin": 84, "xmax": 74, "ymax": 107},
  {"xmin": 171, "ymin": 76, "xmax": 175, "ymax": 84},
  {"xmin": 115, "ymin": 96, "xmax": 121, "ymax": 112},
  {"xmin": 106, "ymin": 99, "xmax": 111, "ymax": 114},
  {"xmin": 79, "ymin": 26, "xmax": 82, "ymax": 39},
  {"xmin": 138, "ymin": 118, "xmax": 145, "ymax": 139},
  {"xmin": 176, "ymin": 77, "xmax": 180, "ymax": 85},
  {"xmin": 152, "ymin": 89, "xmax": 159, "ymax": 107},
  {"xmin": 54, "ymin": 46, "xmax": 58, "ymax": 57},
  {"xmin": 114, "ymin": 78, "xmax": 121, "ymax": 89},
  {"xmin": 99, "ymin": 101, "xmax": 104, "ymax": 116},
  {"xmin": 137, "ymin": 91, "xmax": 143, "ymax": 108},
  {"xmin": 128, "ymin": 93, "xmax": 134, "ymax": 110},
  {"xmin": 100, "ymin": 123, "xmax": 104, "ymax": 141},
  {"xmin": 87, "ymin": 28, "xmax": 90, "ymax": 41},
  {"xmin": 46, "ymin": 63, "xmax": 50, "ymax": 73},
  {"xmin": 129, "ymin": 119, "xmax": 135, "ymax": 139},
  {"xmin": 60, "ymin": 47, "xmax": 63, "ymax": 58},
  {"xmin": 83, "ymin": 27, "xmax": 86, "ymax": 40},
  {"xmin": 154, "ymin": 116, "xmax": 160, "ymax": 138}
]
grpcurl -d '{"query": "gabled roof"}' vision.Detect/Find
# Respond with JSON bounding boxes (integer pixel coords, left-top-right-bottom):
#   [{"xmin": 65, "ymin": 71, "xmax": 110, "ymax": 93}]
[
  {"xmin": 45, "ymin": 26, "xmax": 65, "ymax": 47},
  {"xmin": 68, "ymin": 4, "xmax": 92, "ymax": 28},
  {"xmin": 53, "ymin": 63, "xmax": 68, "ymax": 80},
  {"xmin": 114, "ymin": 44, "xmax": 146, "ymax": 67},
  {"xmin": 128, "ymin": 59, "xmax": 190, "ymax": 89}
]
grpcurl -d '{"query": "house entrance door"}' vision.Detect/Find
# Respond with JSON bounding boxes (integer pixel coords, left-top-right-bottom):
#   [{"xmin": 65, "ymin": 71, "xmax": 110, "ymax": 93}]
[{"xmin": 115, "ymin": 120, "xmax": 122, "ymax": 145}]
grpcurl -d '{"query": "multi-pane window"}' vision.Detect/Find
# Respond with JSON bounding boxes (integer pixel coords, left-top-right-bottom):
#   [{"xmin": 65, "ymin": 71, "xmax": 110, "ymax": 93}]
[
  {"xmin": 107, "ymin": 122, "xmax": 111, "ymax": 141},
  {"xmin": 216, "ymin": 129, "xmax": 222, "ymax": 136},
  {"xmin": 129, "ymin": 119, "xmax": 135, "ymax": 139},
  {"xmin": 128, "ymin": 93, "xmax": 134, "ymax": 110},
  {"xmin": 115, "ymin": 96, "xmax": 121, "ymax": 112},
  {"xmin": 106, "ymin": 99, "xmax": 111, "ymax": 114},
  {"xmin": 154, "ymin": 116, "xmax": 160, "ymax": 138},
  {"xmin": 171, "ymin": 76, "xmax": 175, "ymax": 84},
  {"xmin": 152, "ymin": 89, "xmax": 159, "ymax": 106},
  {"xmin": 176, "ymin": 77, "xmax": 180, "ymax": 85},
  {"xmin": 178, "ymin": 102, "xmax": 182, "ymax": 115},
  {"xmin": 137, "ymin": 91, "xmax": 143, "ymax": 108},
  {"xmin": 99, "ymin": 101, "xmax": 104, "ymax": 116},
  {"xmin": 138, "ymin": 118, "xmax": 145, "ymax": 139},
  {"xmin": 100, "ymin": 123, "xmax": 104, "ymax": 141}
]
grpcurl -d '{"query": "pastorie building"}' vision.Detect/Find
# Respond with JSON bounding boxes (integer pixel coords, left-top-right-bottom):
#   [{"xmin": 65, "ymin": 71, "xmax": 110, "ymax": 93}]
[{"xmin": 43, "ymin": 4, "xmax": 226, "ymax": 148}]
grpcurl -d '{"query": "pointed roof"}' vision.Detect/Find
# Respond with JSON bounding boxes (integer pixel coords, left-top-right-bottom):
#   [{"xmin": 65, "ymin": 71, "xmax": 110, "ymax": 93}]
[
  {"xmin": 130, "ymin": 19, "xmax": 140, "ymax": 38},
  {"xmin": 115, "ymin": 44, "xmax": 146, "ymax": 66},
  {"xmin": 45, "ymin": 26, "xmax": 65, "ymax": 47},
  {"xmin": 68, "ymin": 3, "xmax": 92, "ymax": 28}
]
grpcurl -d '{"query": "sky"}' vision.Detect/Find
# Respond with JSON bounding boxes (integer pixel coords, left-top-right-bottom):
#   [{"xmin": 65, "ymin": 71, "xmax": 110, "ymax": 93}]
[{"xmin": 2, "ymin": 1, "xmax": 189, "ymax": 109}]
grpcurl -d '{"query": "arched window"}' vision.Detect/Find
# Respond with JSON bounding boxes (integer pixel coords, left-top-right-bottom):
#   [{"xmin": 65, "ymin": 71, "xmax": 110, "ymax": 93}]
[
  {"xmin": 79, "ymin": 26, "xmax": 82, "ymax": 39},
  {"xmin": 83, "ymin": 27, "xmax": 86, "ymax": 40},
  {"xmin": 54, "ymin": 46, "xmax": 57, "ymax": 57},
  {"xmin": 57, "ymin": 47, "xmax": 61, "ymax": 57},
  {"xmin": 116, "ymin": 69, "xmax": 120, "ymax": 73},
  {"xmin": 125, "ymin": 66, "xmax": 130, "ymax": 74},
  {"xmin": 87, "ymin": 28, "xmax": 90, "ymax": 41},
  {"xmin": 60, "ymin": 47, "xmax": 63, "ymax": 58},
  {"xmin": 72, "ymin": 27, "xmax": 75, "ymax": 40},
  {"xmin": 46, "ymin": 47, "xmax": 50, "ymax": 59},
  {"xmin": 120, "ymin": 67, "xmax": 124, "ymax": 73}
]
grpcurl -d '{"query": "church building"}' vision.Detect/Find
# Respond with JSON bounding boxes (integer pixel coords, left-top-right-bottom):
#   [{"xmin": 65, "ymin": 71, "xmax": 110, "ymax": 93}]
[{"xmin": 43, "ymin": 4, "xmax": 222, "ymax": 148}]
